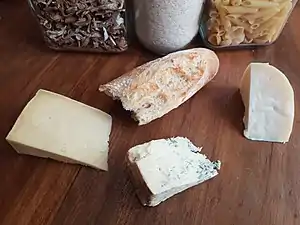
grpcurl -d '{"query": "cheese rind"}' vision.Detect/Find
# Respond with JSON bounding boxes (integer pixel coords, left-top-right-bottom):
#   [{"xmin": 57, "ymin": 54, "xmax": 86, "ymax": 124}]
[
  {"xmin": 127, "ymin": 137, "xmax": 220, "ymax": 206},
  {"xmin": 240, "ymin": 63, "xmax": 294, "ymax": 143},
  {"xmin": 6, "ymin": 89, "xmax": 112, "ymax": 170}
]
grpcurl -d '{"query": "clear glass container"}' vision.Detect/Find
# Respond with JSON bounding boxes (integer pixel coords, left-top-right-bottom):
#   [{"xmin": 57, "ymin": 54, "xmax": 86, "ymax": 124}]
[
  {"xmin": 200, "ymin": 0, "xmax": 298, "ymax": 49},
  {"xmin": 28, "ymin": 0, "xmax": 128, "ymax": 53},
  {"xmin": 133, "ymin": 0, "xmax": 205, "ymax": 55}
]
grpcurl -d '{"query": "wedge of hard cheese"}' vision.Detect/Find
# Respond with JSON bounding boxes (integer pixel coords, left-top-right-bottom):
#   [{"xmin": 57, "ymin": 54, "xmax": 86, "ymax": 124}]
[
  {"xmin": 6, "ymin": 89, "xmax": 112, "ymax": 170},
  {"xmin": 126, "ymin": 137, "xmax": 221, "ymax": 206},
  {"xmin": 240, "ymin": 63, "xmax": 294, "ymax": 143}
]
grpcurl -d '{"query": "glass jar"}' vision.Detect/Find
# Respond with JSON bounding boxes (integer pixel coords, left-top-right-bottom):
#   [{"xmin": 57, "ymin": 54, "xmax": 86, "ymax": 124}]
[
  {"xmin": 199, "ymin": 0, "xmax": 298, "ymax": 49},
  {"xmin": 133, "ymin": 0, "xmax": 205, "ymax": 55},
  {"xmin": 28, "ymin": 0, "xmax": 128, "ymax": 53}
]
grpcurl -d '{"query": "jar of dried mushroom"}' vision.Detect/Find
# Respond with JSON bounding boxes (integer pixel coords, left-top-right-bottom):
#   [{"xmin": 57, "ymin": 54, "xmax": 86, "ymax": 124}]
[
  {"xmin": 133, "ymin": 0, "xmax": 205, "ymax": 55},
  {"xmin": 199, "ymin": 0, "xmax": 299, "ymax": 49},
  {"xmin": 28, "ymin": 0, "xmax": 128, "ymax": 52}
]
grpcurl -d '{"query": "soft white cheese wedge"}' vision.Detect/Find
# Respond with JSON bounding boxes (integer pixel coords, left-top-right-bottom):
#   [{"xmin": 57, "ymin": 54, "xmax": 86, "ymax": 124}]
[
  {"xmin": 240, "ymin": 63, "xmax": 294, "ymax": 143},
  {"xmin": 127, "ymin": 137, "xmax": 221, "ymax": 207},
  {"xmin": 6, "ymin": 89, "xmax": 112, "ymax": 170}
]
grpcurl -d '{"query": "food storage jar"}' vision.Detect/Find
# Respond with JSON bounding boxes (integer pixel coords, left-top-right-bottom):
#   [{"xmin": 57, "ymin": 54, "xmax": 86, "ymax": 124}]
[
  {"xmin": 28, "ymin": 0, "xmax": 128, "ymax": 53},
  {"xmin": 133, "ymin": 0, "xmax": 205, "ymax": 55},
  {"xmin": 199, "ymin": 0, "xmax": 298, "ymax": 49}
]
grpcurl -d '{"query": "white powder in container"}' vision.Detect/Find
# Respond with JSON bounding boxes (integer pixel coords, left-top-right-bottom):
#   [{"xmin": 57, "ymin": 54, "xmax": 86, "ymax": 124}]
[{"xmin": 134, "ymin": 0, "xmax": 205, "ymax": 55}]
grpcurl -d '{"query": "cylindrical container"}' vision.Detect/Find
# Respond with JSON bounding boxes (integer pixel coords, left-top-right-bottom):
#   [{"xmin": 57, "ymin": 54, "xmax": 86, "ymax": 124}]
[
  {"xmin": 28, "ymin": 0, "xmax": 128, "ymax": 53},
  {"xmin": 134, "ymin": 0, "xmax": 205, "ymax": 55},
  {"xmin": 200, "ymin": 0, "xmax": 298, "ymax": 49}
]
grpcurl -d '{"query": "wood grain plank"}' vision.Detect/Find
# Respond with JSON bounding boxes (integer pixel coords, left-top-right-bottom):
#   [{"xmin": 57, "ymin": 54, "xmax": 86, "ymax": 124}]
[
  {"xmin": 0, "ymin": 163, "xmax": 79, "ymax": 225},
  {"xmin": 0, "ymin": 0, "xmax": 300, "ymax": 225}
]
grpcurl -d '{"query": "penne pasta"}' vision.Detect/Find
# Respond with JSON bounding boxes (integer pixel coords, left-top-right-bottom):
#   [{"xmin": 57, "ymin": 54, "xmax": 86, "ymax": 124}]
[
  {"xmin": 205, "ymin": 0, "xmax": 293, "ymax": 46},
  {"xmin": 224, "ymin": 33, "xmax": 232, "ymax": 40},
  {"xmin": 215, "ymin": 0, "xmax": 228, "ymax": 29},
  {"xmin": 253, "ymin": 36, "xmax": 269, "ymax": 44},
  {"xmin": 221, "ymin": 39, "xmax": 233, "ymax": 46},
  {"xmin": 231, "ymin": 26, "xmax": 245, "ymax": 35},
  {"xmin": 270, "ymin": 32, "xmax": 279, "ymax": 42},
  {"xmin": 222, "ymin": 0, "xmax": 231, "ymax": 5},
  {"xmin": 242, "ymin": 8, "xmax": 280, "ymax": 21},
  {"xmin": 231, "ymin": 26, "xmax": 245, "ymax": 33},
  {"xmin": 231, "ymin": 31, "xmax": 246, "ymax": 44},
  {"xmin": 228, "ymin": 17, "xmax": 253, "ymax": 33},
  {"xmin": 207, "ymin": 18, "xmax": 221, "ymax": 30},
  {"xmin": 260, "ymin": 29, "xmax": 270, "ymax": 36},
  {"xmin": 241, "ymin": 0, "xmax": 279, "ymax": 8},
  {"xmin": 278, "ymin": 0, "xmax": 293, "ymax": 10},
  {"xmin": 245, "ymin": 30, "xmax": 262, "ymax": 39},
  {"xmin": 211, "ymin": 24, "xmax": 223, "ymax": 33},
  {"xmin": 250, "ymin": 23, "xmax": 259, "ymax": 29},
  {"xmin": 271, "ymin": 13, "xmax": 289, "ymax": 41},
  {"xmin": 242, "ymin": 16, "xmax": 255, "ymax": 24},
  {"xmin": 272, "ymin": 0, "xmax": 290, "ymax": 3},
  {"xmin": 208, "ymin": 34, "xmax": 222, "ymax": 45},
  {"xmin": 225, "ymin": 14, "xmax": 242, "ymax": 19},
  {"xmin": 231, "ymin": 0, "xmax": 242, "ymax": 6},
  {"xmin": 223, "ymin": 6, "xmax": 259, "ymax": 14},
  {"xmin": 252, "ymin": 17, "xmax": 281, "ymax": 35},
  {"xmin": 218, "ymin": 29, "xmax": 226, "ymax": 36},
  {"xmin": 267, "ymin": 28, "xmax": 277, "ymax": 42},
  {"xmin": 243, "ymin": 37, "xmax": 253, "ymax": 44},
  {"xmin": 222, "ymin": 19, "xmax": 232, "ymax": 29},
  {"xmin": 277, "ymin": 1, "xmax": 292, "ymax": 16},
  {"xmin": 209, "ymin": 10, "xmax": 219, "ymax": 18},
  {"xmin": 232, "ymin": 37, "xmax": 245, "ymax": 45}
]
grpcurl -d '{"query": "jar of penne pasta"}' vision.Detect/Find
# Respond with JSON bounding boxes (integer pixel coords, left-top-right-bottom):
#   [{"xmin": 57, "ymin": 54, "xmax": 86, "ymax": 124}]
[{"xmin": 199, "ymin": 0, "xmax": 298, "ymax": 48}]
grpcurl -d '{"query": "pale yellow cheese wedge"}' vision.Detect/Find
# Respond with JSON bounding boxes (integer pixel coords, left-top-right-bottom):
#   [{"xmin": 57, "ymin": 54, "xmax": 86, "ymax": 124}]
[{"xmin": 6, "ymin": 90, "xmax": 112, "ymax": 170}]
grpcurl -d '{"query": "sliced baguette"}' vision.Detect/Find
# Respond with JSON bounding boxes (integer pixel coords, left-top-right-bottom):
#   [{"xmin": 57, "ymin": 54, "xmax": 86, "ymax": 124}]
[{"xmin": 99, "ymin": 48, "xmax": 219, "ymax": 125}]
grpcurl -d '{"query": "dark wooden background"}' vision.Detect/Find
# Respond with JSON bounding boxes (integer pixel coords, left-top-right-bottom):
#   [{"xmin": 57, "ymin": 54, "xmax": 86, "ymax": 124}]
[{"xmin": 1, "ymin": 1, "xmax": 300, "ymax": 224}]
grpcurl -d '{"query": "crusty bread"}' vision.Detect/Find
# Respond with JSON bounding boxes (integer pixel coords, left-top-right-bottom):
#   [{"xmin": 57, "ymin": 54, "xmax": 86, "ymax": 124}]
[{"xmin": 99, "ymin": 48, "xmax": 219, "ymax": 125}]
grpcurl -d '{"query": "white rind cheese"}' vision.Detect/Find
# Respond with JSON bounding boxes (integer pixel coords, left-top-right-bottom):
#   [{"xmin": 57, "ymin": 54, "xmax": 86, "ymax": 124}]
[
  {"xmin": 127, "ymin": 137, "xmax": 220, "ymax": 207},
  {"xmin": 6, "ymin": 89, "xmax": 112, "ymax": 170},
  {"xmin": 240, "ymin": 63, "xmax": 294, "ymax": 143}
]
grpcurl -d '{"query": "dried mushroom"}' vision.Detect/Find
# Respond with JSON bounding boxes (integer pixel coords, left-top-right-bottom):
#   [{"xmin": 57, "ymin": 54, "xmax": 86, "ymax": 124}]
[
  {"xmin": 98, "ymin": 0, "xmax": 124, "ymax": 10},
  {"xmin": 30, "ymin": 0, "xmax": 127, "ymax": 52}
]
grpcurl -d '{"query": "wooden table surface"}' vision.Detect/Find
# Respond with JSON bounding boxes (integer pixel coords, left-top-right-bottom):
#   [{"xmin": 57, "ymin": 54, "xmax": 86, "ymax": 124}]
[{"xmin": 1, "ymin": 1, "xmax": 300, "ymax": 225}]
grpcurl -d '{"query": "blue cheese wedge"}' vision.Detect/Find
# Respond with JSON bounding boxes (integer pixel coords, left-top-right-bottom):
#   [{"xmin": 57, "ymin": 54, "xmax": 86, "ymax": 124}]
[
  {"xmin": 240, "ymin": 63, "xmax": 295, "ymax": 143},
  {"xmin": 6, "ymin": 89, "xmax": 112, "ymax": 170},
  {"xmin": 127, "ymin": 137, "xmax": 221, "ymax": 207}
]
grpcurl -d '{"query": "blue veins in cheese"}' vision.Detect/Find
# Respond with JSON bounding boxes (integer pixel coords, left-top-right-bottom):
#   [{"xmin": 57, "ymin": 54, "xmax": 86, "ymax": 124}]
[{"xmin": 127, "ymin": 137, "xmax": 221, "ymax": 207}]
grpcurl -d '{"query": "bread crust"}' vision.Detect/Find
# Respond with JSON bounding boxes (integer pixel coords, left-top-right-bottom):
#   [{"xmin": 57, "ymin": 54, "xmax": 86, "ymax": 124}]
[{"xmin": 99, "ymin": 48, "xmax": 219, "ymax": 125}]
